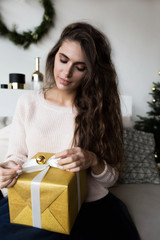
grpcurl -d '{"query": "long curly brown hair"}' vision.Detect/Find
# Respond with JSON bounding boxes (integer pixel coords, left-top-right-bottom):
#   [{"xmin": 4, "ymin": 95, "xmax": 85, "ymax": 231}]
[{"xmin": 44, "ymin": 22, "xmax": 124, "ymax": 172}]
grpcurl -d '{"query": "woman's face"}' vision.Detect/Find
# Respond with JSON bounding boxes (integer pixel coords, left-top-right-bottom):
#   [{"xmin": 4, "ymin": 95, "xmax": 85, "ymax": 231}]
[{"xmin": 54, "ymin": 40, "xmax": 87, "ymax": 94}]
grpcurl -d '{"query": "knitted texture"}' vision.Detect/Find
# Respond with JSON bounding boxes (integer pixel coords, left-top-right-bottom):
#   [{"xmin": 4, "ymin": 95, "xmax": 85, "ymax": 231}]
[{"xmin": 6, "ymin": 91, "xmax": 117, "ymax": 202}]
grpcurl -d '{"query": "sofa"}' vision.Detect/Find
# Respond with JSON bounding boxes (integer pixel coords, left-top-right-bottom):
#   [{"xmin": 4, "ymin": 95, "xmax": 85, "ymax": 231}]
[
  {"xmin": 0, "ymin": 119, "xmax": 160, "ymax": 240},
  {"xmin": 111, "ymin": 128, "xmax": 160, "ymax": 240},
  {"xmin": 110, "ymin": 183, "xmax": 160, "ymax": 240}
]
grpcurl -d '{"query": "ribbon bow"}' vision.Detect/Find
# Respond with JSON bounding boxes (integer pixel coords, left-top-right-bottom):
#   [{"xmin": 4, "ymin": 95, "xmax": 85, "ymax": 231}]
[{"xmin": 22, "ymin": 155, "xmax": 62, "ymax": 173}]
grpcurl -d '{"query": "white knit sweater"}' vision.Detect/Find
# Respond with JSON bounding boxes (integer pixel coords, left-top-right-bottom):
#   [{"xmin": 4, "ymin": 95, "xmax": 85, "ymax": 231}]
[{"xmin": 6, "ymin": 91, "xmax": 118, "ymax": 202}]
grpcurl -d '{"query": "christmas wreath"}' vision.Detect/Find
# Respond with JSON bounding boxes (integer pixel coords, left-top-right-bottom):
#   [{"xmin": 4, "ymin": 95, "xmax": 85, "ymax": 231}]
[{"xmin": 0, "ymin": 0, "xmax": 55, "ymax": 48}]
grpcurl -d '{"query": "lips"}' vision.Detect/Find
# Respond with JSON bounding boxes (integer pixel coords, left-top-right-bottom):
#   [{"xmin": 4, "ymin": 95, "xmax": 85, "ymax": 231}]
[{"xmin": 59, "ymin": 77, "xmax": 71, "ymax": 86}]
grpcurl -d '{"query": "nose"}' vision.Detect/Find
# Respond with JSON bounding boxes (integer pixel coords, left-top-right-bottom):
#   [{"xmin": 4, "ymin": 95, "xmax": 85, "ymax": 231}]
[{"xmin": 64, "ymin": 63, "xmax": 73, "ymax": 78}]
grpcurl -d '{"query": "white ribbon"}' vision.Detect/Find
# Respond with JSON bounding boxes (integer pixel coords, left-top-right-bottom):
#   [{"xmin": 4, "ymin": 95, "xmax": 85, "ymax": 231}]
[
  {"xmin": 22, "ymin": 155, "xmax": 62, "ymax": 173},
  {"xmin": 21, "ymin": 155, "xmax": 81, "ymax": 229}
]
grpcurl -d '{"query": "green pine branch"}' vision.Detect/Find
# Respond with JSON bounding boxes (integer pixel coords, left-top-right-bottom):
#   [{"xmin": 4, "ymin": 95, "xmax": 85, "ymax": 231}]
[
  {"xmin": 134, "ymin": 80, "xmax": 160, "ymax": 162},
  {"xmin": 0, "ymin": 0, "xmax": 55, "ymax": 48}
]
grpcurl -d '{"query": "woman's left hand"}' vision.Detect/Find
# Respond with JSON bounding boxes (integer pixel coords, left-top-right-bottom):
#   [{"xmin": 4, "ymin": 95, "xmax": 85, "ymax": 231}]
[{"xmin": 55, "ymin": 147, "xmax": 98, "ymax": 172}]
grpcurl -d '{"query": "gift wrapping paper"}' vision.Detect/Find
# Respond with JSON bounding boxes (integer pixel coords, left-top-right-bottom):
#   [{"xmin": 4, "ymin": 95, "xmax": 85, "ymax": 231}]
[{"xmin": 8, "ymin": 152, "xmax": 86, "ymax": 234}]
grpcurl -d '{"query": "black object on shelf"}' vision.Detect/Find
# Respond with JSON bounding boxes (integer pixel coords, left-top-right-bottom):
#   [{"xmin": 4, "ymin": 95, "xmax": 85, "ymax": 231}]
[
  {"xmin": 9, "ymin": 73, "xmax": 25, "ymax": 89},
  {"xmin": 0, "ymin": 84, "xmax": 8, "ymax": 88}
]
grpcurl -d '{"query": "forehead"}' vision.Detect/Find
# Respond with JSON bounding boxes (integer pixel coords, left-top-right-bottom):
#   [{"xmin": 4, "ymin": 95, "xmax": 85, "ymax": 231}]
[{"xmin": 58, "ymin": 40, "xmax": 86, "ymax": 62}]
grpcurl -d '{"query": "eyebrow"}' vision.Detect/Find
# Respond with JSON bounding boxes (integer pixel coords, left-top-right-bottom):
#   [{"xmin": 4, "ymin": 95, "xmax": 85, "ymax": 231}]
[{"xmin": 59, "ymin": 53, "xmax": 86, "ymax": 65}]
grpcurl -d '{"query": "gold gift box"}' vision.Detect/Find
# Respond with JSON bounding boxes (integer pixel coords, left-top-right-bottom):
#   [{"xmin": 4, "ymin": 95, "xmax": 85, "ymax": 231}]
[{"xmin": 8, "ymin": 152, "xmax": 86, "ymax": 234}]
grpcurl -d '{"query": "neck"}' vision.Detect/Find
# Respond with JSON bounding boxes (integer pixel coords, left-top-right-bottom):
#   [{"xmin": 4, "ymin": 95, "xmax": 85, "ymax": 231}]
[{"xmin": 44, "ymin": 87, "xmax": 75, "ymax": 107}]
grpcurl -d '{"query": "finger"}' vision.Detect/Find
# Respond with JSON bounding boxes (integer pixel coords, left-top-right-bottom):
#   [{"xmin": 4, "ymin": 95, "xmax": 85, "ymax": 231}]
[
  {"xmin": 0, "ymin": 167, "xmax": 20, "ymax": 177},
  {"xmin": 2, "ymin": 161, "xmax": 21, "ymax": 169},
  {"xmin": 58, "ymin": 155, "xmax": 78, "ymax": 166},
  {"xmin": 69, "ymin": 166, "xmax": 82, "ymax": 172},
  {"xmin": 0, "ymin": 161, "xmax": 22, "ymax": 177},
  {"xmin": 0, "ymin": 172, "xmax": 17, "ymax": 182},
  {"xmin": 62, "ymin": 159, "xmax": 81, "ymax": 170},
  {"xmin": 55, "ymin": 147, "xmax": 81, "ymax": 159},
  {"xmin": 0, "ymin": 176, "xmax": 16, "ymax": 189},
  {"xmin": 55, "ymin": 149, "xmax": 72, "ymax": 159},
  {"xmin": 7, "ymin": 177, "xmax": 18, "ymax": 188}
]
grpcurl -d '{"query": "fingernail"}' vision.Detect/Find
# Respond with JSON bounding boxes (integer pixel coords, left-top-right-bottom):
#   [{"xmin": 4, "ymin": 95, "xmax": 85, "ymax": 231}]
[
  {"xmin": 15, "ymin": 176, "xmax": 19, "ymax": 179},
  {"xmin": 16, "ymin": 170, "xmax": 22, "ymax": 175},
  {"xmin": 14, "ymin": 165, "xmax": 21, "ymax": 169}
]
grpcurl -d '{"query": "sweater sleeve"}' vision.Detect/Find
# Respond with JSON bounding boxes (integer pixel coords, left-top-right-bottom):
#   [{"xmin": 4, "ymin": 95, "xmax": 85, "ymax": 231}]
[
  {"xmin": 5, "ymin": 95, "xmax": 28, "ymax": 165},
  {"xmin": 90, "ymin": 161, "xmax": 119, "ymax": 188}
]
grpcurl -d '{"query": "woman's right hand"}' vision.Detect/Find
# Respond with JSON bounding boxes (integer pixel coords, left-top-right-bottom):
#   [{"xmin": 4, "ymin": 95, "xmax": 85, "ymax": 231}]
[{"xmin": 0, "ymin": 161, "xmax": 22, "ymax": 189}]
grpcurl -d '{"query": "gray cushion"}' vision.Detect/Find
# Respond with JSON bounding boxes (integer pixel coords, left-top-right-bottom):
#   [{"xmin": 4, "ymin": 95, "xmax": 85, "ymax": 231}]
[{"xmin": 118, "ymin": 128, "xmax": 160, "ymax": 184}]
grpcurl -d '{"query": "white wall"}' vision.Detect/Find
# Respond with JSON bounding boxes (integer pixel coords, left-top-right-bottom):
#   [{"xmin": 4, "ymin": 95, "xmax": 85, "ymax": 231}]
[{"xmin": 0, "ymin": 0, "xmax": 160, "ymax": 121}]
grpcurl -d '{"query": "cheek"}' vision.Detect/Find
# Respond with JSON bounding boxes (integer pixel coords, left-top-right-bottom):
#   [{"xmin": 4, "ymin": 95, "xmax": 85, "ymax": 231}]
[
  {"xmin": 76, "ymin": 71, "xmax": 86, "ymax": 81},
  {"xmin": 73, "ymin": 72, "xmax": 86, "ymax": 86},
  {"xmin": 54, "ymin": 60, "xmax": 60, "ymax": 77}
]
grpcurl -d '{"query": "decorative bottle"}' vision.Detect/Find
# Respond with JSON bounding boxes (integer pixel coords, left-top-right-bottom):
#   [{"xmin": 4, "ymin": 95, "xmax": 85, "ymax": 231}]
[{"xmin": 31, "ymin": 57, "xmax": 44, "ymax": 90}]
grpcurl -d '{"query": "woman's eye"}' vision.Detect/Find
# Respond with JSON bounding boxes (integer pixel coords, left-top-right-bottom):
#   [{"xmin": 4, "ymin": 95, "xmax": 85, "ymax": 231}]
[
  {"xmin": 76, "ymin": 66, "xmax": 86, "ymax": 72},
  {"xmin": 60, "ymin": 59, "xmax": 67, "ymax": 63}
]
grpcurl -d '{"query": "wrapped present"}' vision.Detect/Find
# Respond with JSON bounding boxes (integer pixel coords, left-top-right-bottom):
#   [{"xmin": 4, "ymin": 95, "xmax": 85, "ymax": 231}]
[{"xmin": 8, "ymin": 152, "xmax": 86, "ymax": 234}]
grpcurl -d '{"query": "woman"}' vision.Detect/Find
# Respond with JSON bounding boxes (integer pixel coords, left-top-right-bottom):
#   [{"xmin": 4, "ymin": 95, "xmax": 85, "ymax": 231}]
[{"xmin": 0, "ymin": 22, "xmax": 140, "ymax": 240}]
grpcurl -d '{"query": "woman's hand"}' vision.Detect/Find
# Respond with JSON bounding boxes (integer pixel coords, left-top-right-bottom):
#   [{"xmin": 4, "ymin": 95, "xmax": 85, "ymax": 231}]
[
  {"xmin": 0, "ymin": 161, "xmax": 22, "ymax": 189},
  {"xmin": 55, "ymin": 147, "xmax": 105, "ymax": 174}
]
